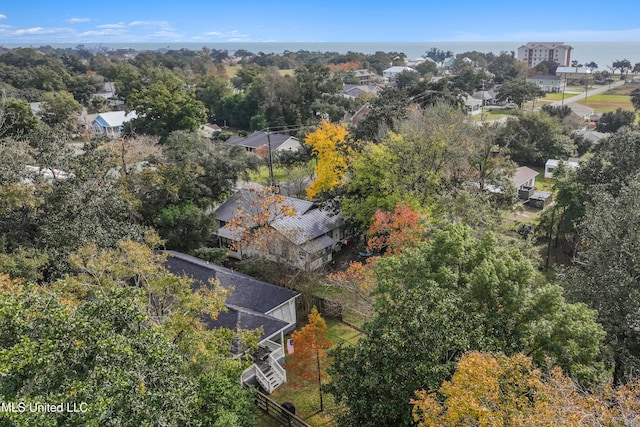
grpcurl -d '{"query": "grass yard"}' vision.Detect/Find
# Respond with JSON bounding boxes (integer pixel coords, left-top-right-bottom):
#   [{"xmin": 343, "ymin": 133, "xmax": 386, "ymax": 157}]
[
  {"xmin": 576, "ymin": 94, "xmax": 634, "ymax": 113},
  {"xmin": 470, "ymin": 108, "xmax": 518, "ymax": 122},
  {"xmin": 248, "ymin": 165, "xmax": 290, "ymax": 184},
  {"xmin": 544, "ymin": 92, "xmax": 579, "ymax": 101},
  {"xmin": 605, "ymin": 82, "xmax": 640, "ymax": 96},
  {"xmin": 575, "ymin": 82, "xmax": 640, "ymax": 113},
  {"xmin": 259, "ymin": 318, "xmax": 363, "ymax": 427}
]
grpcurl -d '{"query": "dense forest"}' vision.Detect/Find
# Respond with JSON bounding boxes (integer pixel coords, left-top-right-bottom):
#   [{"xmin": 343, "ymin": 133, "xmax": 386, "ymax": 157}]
[{"xmin": 2, "ymin": 44, "xmax": 640, "ymax": 426}]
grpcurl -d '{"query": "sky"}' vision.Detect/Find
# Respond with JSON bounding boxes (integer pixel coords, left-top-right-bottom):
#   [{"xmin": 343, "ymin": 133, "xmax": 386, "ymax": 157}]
[{"xmin": 2, "ymin": 0, "xmax": 640, "ymax": 44}]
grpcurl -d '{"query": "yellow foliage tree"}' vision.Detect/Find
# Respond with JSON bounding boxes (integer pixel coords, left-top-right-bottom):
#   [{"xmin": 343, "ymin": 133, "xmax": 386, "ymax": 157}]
[
  {"xmin": 305, "ymin": 120, "xmax": 349, "ymax": 200},
  {"xmin": 412, "ymin": 351, "xmax": 640, "ymax": 426}
]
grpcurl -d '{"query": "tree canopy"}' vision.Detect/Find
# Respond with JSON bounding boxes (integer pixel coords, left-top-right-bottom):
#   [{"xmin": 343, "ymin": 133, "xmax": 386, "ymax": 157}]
[{"xmin": 327, "ymin": 224, "xmax": 607, "ymax": 427}]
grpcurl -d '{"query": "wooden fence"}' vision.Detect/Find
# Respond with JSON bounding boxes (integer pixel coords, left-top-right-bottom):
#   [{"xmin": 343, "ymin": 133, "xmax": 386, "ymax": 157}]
[{"xmin": 254, "ymin": 389, "xmax": 312, "ymax": 427}]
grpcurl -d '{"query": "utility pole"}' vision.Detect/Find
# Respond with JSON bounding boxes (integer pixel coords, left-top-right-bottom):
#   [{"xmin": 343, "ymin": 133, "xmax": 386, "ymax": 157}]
[{"xmin": 266, "ymin": 128, "xmax": 275, "ymax": 188}]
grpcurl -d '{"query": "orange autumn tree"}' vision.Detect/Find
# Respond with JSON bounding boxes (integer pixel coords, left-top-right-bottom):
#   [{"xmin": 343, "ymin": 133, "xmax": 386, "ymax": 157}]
[
  {"xmin": 411, "ymin": 351, "xmax": 640, "ymax": 427},
  {"xmin": 367, "ymin": 203, "xmax": 423, "ymax": 255},
  {"xmin": 305, "ymin": 120, "xmax": 350, "ymax": 200},
  {"xmin": 327, "ymin": 257, "xmax": 377, "ymax": 318},
  {"xmin": 289, "ymin": 307, "xmax": 332, "ymax": 412}
]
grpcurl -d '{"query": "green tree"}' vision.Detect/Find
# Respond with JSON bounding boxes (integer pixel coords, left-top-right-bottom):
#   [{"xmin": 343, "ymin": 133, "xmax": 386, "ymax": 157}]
[
  {"xmin": 496, "ymin": 111, "xmax": 575, "ymax": 165},
  {"xmin": 631, "ymin": 88, "xmax": 640, "ymax": 111},
  {"xmin": 353, "ymin": 87, "xmax": 409, "ymax": 142},
  {"xmin": 596, "ymin": 108, "xmax": 636, "ymax": 133},
  {"xmin": 155, "ymin": 202, "xmax": 216, "ymax": 253},
  {"xmin": 39, "ymin": 90, "xmax": 82, "ymax": 129},
  {"xmin": 613, "ymin": 59, "xmax": 632, "ymax": 80},
  {"xmin": 496, "ymin": 79, "xmax": 545, "ymax": 108},
  {"xmin": 560, "ymin": 176, "xmax": 640, "ymax": 384},
  {"xmin": 327, "ymin": 224, "xmax": 607, "ymax": 427},
  {"xmin": 0, "ymin": 98, "xmax": 39, "ymax": 138},
  {"xmin": 195, "ymin": 74, "xmax": 233, "ymax": 122},
  {"xmin": 395, "ymin": 69, "xmax": 420, "ymax": 89},
  {"xmin": 126, "ymin": 69, "xmax": 207, "ymax": 141},
  {"xmin": 0, "ymin": 286, "xmax": 198, "ymax": 426}
]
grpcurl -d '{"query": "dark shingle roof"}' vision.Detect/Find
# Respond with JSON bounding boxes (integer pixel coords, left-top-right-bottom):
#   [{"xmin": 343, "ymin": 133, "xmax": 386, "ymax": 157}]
[
  {"xmin": 163, "ymin": 251, "xmax": 298, "ymax": 314},
  {"xmin": 204, "ymin": 304, "xmax": 289, "ymax": 342},
  {"xmin": 227, "ymin": 131, "xmax": 298, "ymax": 150}
]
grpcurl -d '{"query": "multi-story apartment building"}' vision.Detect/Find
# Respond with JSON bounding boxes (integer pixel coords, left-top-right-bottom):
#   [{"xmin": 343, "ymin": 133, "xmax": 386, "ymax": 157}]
[{"xmin": 517, "ymin": 42, "xmax": 572, "ymax": 68}]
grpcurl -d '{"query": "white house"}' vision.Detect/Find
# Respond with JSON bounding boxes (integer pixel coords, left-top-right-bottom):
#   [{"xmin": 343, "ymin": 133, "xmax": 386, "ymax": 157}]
[
  {"xmin": 463, "ymin": 94, "xmax": 483, "ymax": 115},
  {"xmin": 527, "ymin": 75, "xmax": 563, "ymax": 93},
  {"xmin": 92, "ymin": 111, "xmax": 137, "ymax": 137},
  {"xmin": 383, "ymin": 66, "xmax": 416, "ymax": 81},
  {"xmin": 544, "ymin": 158, "xmax": 580, "ymax": 178}
]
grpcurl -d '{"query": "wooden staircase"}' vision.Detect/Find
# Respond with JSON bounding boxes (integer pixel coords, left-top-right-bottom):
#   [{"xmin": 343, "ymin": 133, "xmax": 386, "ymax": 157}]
[{"xmin": 255, "ymin": 356, "xmax": 286, "ymax": 393}]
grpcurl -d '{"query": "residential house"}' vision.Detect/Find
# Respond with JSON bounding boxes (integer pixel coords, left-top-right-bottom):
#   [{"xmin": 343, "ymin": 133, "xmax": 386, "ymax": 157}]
[
  {"xmin": 342, "ymin": 103, "xmax": 371, "ymax": 127},
  {"xmin": 527, "ymin": 75, "xmax": 563, "ymax": 93},
  {"xmin": 198, "ymin": 123, "xmax": 222, "ymax": 139},
  {"xmin": 517, "ymin": 42, "xmax": 572, "ymax": 68},
  {"xmin": 342, "ymin": 83, "xmax": 383, "ymax": 100},
  {"xmin": 463, "ymin": 94, "xmax": 483, "ymax": 115},
  {"xmin": 382, "ymin": 66, "xmax": 416, "ymax": 82},
  {"xmin": 92, "ymin": 111, "xmax": 137, "ymax": 137},
  {"xmin": 544, "ymin": 158, "xmax": 580, "ymax": 178},
  {"xmin": 555, "ymin": 66, "xmax": 592, "ymax": 84},
  {"xmin": 163, "ymin": 251, "xmax": 298, "ymax": 393},
  {"xmin": 472, "ymin": 89, "xmax": 497, "ymax": 106},
  {"xmin": 226, "ymin": 131, "xmax": 302, "ymax": 155},
  {"xmin": 214, "ymin": 189, "xmax": 346, "ymax": 271},
  {"xmin": 512, "ymin": 166, "xmax": 539, "ymax": 199},
  {"xmin": 574, "ymin": 129, "xmax": 607, "ymax": 144},
  {"xmin": 352, "ymin": 69, "xmax": 377, "ymax": 85}
]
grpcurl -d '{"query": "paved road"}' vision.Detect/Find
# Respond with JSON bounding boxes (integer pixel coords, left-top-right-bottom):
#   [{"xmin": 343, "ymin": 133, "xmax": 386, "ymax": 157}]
[
  {"xmin": 546, "ymin": 80, "xmax": 626, "ymax": 118},
  {"xmin": 476, "ymin": 79, "xmax": 627, "ymax": 125},
  {"xmin": 549, "ymin": 80, "xmax": 625, "ymax": 107}
]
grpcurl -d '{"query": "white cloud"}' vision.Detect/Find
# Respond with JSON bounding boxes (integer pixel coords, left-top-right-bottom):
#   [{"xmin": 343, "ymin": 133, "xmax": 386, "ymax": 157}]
[
  {"xmin": 202, "ymin": 29, "xmax": 250, "ymax": 41},
  {"xmin": 0, "ymin": 14, "xmax": 7, "ymax": 20},
  {"xmin": 96, "ymin": 22, "xmax": 126, "ymax": 29},
  {"xmin": 65, "ymin": 17, "xmax": 92, "ymax": 24},
  {"xmin": 129, "ymin": 20, "xmax": 171, "ymax": 28}
]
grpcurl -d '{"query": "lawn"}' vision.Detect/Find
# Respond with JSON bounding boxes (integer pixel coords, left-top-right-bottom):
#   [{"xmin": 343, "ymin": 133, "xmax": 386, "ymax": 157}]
[
  {"xmin": 470, "ymin": 108, "xmax": 518, "ymax": 122},
  {"xmin": 260, "ymin": 318, "xmax": 363, "ymax": 427},
  {"xmin": 576, "ymin": 94, "xmax": 634, "ymax": 113},
  {"xmin": 248, "ymin": 165, "xmax": 290, "ymax": 185},
  {"xmin": 544, "ymin": 92, "xmax": 579, "ymax": 101}
]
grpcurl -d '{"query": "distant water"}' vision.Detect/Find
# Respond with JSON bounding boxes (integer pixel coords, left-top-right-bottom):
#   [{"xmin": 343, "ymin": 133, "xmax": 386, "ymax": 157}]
[{"xmin": 4, "ymin": 41, "xmax": 639, "ymax": 70}]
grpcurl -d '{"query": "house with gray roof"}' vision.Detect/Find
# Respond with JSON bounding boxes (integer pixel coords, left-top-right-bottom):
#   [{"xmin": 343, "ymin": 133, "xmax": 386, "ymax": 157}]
[
  {"xmin": 352, "ymin": 69, "xmax": 377, "ymax": 85},
  {"xmin": 342, "ymin": 83, "xmax": 383, "ymax": 100},
  {"xmin": 226, "ymin": 131, "xmax": 302, "ymax": 155},
  {"xmin": 163, "ymin": 250, "xmax": 298, "ymax": 393},
  {"xmin": 214, "ymin": 189, "xmax": 346, "ymax": 271}
]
